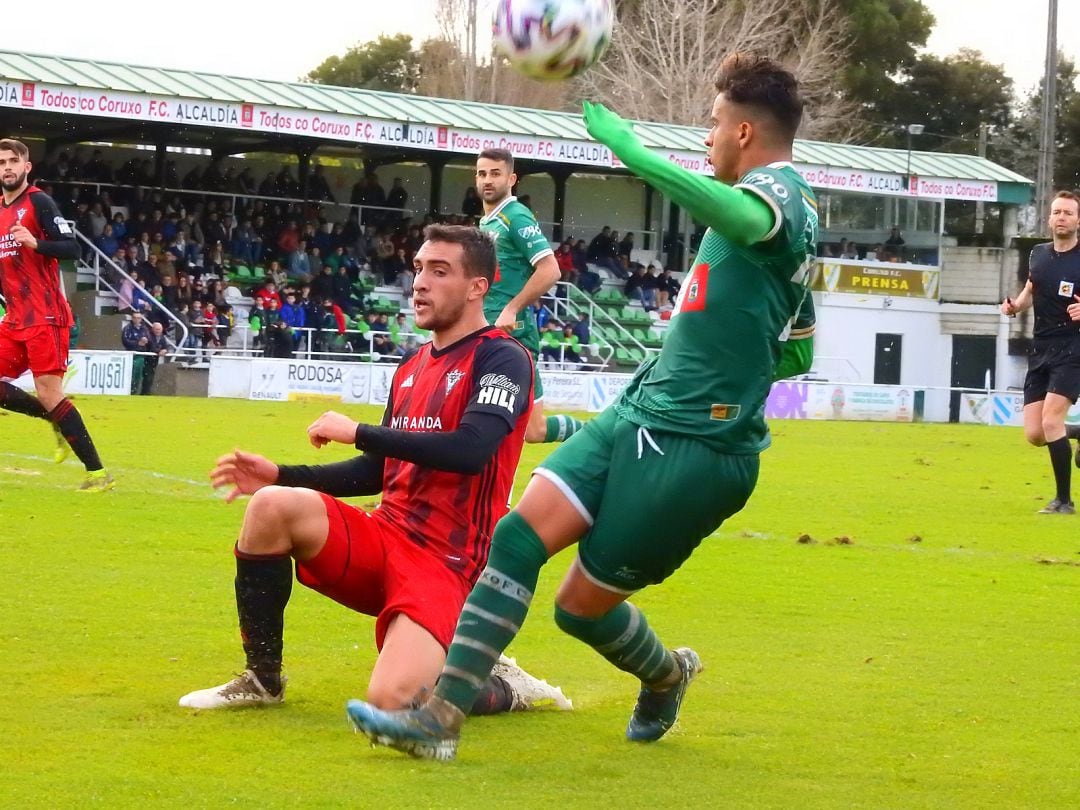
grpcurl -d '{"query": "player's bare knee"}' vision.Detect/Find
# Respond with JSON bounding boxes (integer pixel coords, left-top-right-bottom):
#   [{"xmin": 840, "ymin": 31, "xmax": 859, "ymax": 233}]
[
  {"xmin": 1025, "ymin": 425, "xmax": 1046, "ymax": 446},
  {"xmin": 239, "ymin": 487, "xmax": 309, "ymax": 554}
]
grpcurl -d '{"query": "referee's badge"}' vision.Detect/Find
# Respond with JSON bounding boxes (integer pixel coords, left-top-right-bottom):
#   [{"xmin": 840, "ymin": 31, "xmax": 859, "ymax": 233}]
[{"xmin": 1059, "ymin": 281, "xmax": 1075, "ymax": 298}]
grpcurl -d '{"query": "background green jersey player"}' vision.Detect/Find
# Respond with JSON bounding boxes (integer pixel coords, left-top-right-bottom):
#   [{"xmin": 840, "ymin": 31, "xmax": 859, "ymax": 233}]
[
  {"xmin": 476, "ymin": 149, "xmax": 584, "ymax": 444},
  {"xmin": 348, "ymin": 53, "xmax": 817, "ymax": 761}
]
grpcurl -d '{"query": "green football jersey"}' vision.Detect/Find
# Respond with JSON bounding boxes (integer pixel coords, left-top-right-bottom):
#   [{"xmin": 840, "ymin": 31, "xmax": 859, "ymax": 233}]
[
  {"xmin": 616, "ymin": 163, "xmax": 819, "ymax": 453},
  {"xmin": 479, "ymin": 196, "xmax": 553, "ymax": 353}
]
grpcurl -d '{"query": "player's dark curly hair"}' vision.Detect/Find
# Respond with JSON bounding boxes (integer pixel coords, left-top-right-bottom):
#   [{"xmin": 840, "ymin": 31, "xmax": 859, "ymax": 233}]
[
  {"xmin": 423, "ymin": 224, "xmax": 497, "ymax": 285},
  {"xmin": 715, "ymin": 53, "xmax": 804, "ymax": 141}
]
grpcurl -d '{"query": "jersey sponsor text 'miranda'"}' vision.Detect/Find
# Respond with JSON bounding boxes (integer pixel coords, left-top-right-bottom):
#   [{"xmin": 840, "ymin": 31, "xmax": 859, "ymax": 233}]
[{"xmin": 616, "ymin": 162, "xmax": 818, "ymax": 454}]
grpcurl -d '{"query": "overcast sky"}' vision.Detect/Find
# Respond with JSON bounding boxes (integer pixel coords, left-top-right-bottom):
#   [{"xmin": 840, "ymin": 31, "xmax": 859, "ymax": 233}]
[{"xmin": 27, "ymin": 1, "xmax": 1076, "ymax": 96}]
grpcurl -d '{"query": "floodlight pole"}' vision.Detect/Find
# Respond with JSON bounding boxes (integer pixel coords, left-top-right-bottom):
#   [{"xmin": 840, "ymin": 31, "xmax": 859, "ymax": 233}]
[{"xmin": 1036, "ymin": 0, "xmax": 1059, "ymax": 230}]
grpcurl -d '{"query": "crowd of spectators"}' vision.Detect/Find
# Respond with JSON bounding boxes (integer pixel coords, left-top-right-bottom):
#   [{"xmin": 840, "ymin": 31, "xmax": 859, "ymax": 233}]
[{"xmin": 36, "ymin": 148, "xmax": 675, "ymax": 372}]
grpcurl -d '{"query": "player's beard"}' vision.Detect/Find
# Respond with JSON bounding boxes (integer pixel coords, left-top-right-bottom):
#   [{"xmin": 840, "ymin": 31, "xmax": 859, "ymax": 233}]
[
  {"xmin": 0, "ymin": 169, "xmax": 27, "ymax": 192},
  {"xmin": 416, "ymin": 297, "xmax": 466, "ymax": 333}
]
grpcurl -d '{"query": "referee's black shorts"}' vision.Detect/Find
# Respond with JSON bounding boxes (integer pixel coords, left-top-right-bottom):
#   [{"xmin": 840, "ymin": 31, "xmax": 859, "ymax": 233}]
[{"xmin": 1024, "ymin": 336, "xmax": 1080, "ymax": 405}]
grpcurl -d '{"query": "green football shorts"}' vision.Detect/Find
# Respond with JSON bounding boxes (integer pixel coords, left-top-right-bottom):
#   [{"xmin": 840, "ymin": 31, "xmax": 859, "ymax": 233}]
[{"xmin": 535, "ymin": 407, "xmax": 759, "ymax": 593}]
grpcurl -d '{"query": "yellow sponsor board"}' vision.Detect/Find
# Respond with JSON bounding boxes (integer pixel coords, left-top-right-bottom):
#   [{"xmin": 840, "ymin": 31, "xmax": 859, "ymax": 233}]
[{"xmin": 814, "ymin": 260, "xmax": 939, "ymax": 299}]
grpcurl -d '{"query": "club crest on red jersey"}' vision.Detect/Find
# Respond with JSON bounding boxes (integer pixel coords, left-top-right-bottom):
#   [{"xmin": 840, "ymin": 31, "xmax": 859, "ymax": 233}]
[{"xmin": 445, "ymin": 370, "xmax": 465, "ymax": 394}]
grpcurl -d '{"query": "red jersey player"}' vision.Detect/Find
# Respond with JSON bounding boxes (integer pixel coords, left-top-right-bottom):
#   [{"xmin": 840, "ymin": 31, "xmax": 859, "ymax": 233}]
[
  {"xmin": 180, "ymin": 224, "xmax": 571, "ymax": 716},
  {"xmin": 0, "ymin": 138, "xmax": 112, "ymax": 491}
]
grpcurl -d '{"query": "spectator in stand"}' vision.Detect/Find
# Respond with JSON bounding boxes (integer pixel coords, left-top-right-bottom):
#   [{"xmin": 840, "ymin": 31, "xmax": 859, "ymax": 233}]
[
  {"xmin": 872, "ymin": 243, "xmax": 888, "ymax": 262},
  {"xmin": 539, "ymin": 321, "xmax": 562, "ymax": 362},
  {"xmin": 884, "ymin": 226, "xmax": 905, "ymax": 260},
  {"xmin": 110, "ymin": 212, "xmax": 127, "ymax": 242},
  {"xmin": 262, "ymin": 299, "xmax": 288, "ymax": 357},
  {"xmin": 618, "ymin": 231, "xmax": 635, "ymax": 263},
  {"xmin": 382, "ymin": 247, "xmax": 408, "ymax": 287},
  {"xmin": 571, "ymin": 311, "xmax": 591, "ymax": 345},
  {"xmin": 231, "ymin": 218, "xmax": 260, "ymax": 266},
  {"xmin": 87, "ymin": 201, "xmax": 107, "ymax": 238},
  {"xmin": 121, "ymin": 311, "xmax": 151, "ymax": 353},
  {"xmin": 277, "ymin": 220, "xmax": 300, "ymax": 259},
  {"xmin": 246, "ymin": 299, "xmax": 265, "ymax": 352},
  {"xmin": 462, "ymin": 186, "xmax": 483, "ymax": 219},
  {"xmin": 396, "ymin": 264, "xmax": 415, "ymax": 298},
  {"xmin": 624, "ymin": 263, "xmax": 647, "ymax": 305},
  {"xmin": 656, "ymin": 266, "xmax": 679, "ymax": 309},
  {"xmin": 279, "ymin": 291, "xmax": 306, "ymax": 351},
  {"xmin": 309, "ymin": 164, "xmax": 335, "ymax": 203},
  {"xmin": 559, "ymin": 323, "xmax": 582, "ymax": 365},
  {"xmin": 175, "ymin": 302, "xmax": 199, "ymax": 355},
  {"xmin": 140, "ymin": 322, "xmax": 170, "ymax": 395},
  {"xmin": 175, "ymin": 273, "xmax": 194, "ymax": 309},
  {"xmin": 309, "ymin": 246, "xmax": 324, "ymax": 278},
  {"xmin": 254, "ymin": 280, "xmax": 283, "ymax": 309},
  {"xmin": 311, "ymin": 264, "xmax": 335, "ymax": 303},
  {"xmin": 332, "ymin": 264, "xmax": 356, "ymax": 314},
  {"xmin": 204, "ymin": 242, "xmax": 225, "ymax": 277},
  {"xmin": 841, "ymin": 240, "xmax": 859, "ymax": 260},
  {"xmin": 265, "ymin": 260, "xmax": 287, "ymax": 289},
  {"xmin": 555, "ymin": 240, "xmax": 575, "ymax": 285},
  {"xmin": 587, "ymin": 226, "xmax": 628, "ymax": 279},
  {"xmin": 386, "ymin": 177, "xmax": 408, "ymax": 222},
  {"xmin": 324, "ymin": 245, "xmax": 345, "ymax": 273},
  {"xmin": 317, "ymin": 298, "xmax": 348, "ymax": 356},
  {"xmin": 160, "ymin": 274, "xmax": 179, "ymax": 314},
  {"xmin": 288, "ymin": 240, "xmax": 311, "ymax": 281},
  {"xmin": 95, "ymin": 223, "xmax": 119, "ymax": 259},
  {"xmin": 134, "ymin": 231, "xmax": 153, "ymax": 263},
  {"xmin": 359, "ymin": 172, "xmax": 386, "ymax": 226},
  {"xmin": 641, "ymin": 262, "xmax": 660, "ymax": 311}
]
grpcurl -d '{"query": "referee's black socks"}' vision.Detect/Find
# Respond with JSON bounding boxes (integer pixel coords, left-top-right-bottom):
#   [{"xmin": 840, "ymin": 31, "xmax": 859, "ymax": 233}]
[{"xmin": 1047, "ymin": 436, "xmax": 1073, "ymax": 503}]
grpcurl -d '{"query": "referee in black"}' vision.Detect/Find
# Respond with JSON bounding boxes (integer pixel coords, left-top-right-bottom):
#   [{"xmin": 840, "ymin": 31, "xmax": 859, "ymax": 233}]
[{"xmin": 1002, "ymin": 190, "xmax": 1080, "ymax": 514}]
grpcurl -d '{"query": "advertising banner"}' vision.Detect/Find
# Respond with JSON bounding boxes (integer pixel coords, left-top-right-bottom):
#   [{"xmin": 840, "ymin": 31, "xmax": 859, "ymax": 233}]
[
  {"xmin": 11, "ymin": 351, "xmax": 132, "ymax": 396},
  {"xmin": 766, "ymin": 382, "xmax": 918, "ymax": 423},
  {"xmin": 814, "ymin": 260, "xmax": 940, "ymax": 299},
  {"xmin": 0, "ymin": 79, "xmax": 1000, "ymax": 202}
]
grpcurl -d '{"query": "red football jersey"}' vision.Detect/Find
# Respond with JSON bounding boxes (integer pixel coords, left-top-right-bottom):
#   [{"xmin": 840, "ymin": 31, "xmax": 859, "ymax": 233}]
[
  {"xmin": 377, "ymin": 326, "xmax": 533, "ymax": 583},
  {"xmin": 0, "ymin": 186, "xmax": 74, "ymax": 329}
]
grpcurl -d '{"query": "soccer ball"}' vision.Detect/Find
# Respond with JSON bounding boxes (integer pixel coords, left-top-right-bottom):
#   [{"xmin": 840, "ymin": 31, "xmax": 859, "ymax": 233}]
[{"xmin": 492, "ymin": 0, "xmax": 614, "ymax": 82}]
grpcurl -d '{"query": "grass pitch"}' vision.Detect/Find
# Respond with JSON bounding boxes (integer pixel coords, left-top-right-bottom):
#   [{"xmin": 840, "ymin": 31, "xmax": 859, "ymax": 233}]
[{"xmin": 0, "ymin": 397, "xmax": 1077, "ymax": 808}]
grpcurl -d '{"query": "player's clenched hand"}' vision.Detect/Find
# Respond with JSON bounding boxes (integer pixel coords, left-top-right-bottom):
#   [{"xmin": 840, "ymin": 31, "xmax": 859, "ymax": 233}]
[
  {"xmin": 583, "ymin": 101, "xmax": 635, "ymax": 148},
  {"xmin": 1068, "ymin": 294, "xmax": 1080, "ymax": 322},
  {"xmin": 307, "ymin": 410, "xmax": 360, "ymax": 449},
  {"xmin": 495, "ymin": 304, "xmax": 521, "ymax": 333},
  {"xmin": 1000, "ymin": 297, "xmax": 1017, "ymax": 317},
  {"xmin": 210, "ymin": 449, "xmax": 279, "ymax": 503},
  {"xmin": 9, "ymin": 224, "xmax": 37, "ymax": 250}
]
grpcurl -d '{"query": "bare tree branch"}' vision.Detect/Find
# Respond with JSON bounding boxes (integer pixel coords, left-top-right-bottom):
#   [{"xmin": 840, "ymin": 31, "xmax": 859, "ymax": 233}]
[{"xmin": 575, "ymin": 0, "xmax": 864, "ymax": 141}]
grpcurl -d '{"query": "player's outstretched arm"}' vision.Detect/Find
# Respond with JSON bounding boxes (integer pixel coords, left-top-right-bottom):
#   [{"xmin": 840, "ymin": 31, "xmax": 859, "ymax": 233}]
[
  {"xmin": 583, "ymin": 102, "xmax": 774, "ymax": 246},
  {"xmin": 210, "ymin": 449, "xmax": 279, "ymax": 503}
]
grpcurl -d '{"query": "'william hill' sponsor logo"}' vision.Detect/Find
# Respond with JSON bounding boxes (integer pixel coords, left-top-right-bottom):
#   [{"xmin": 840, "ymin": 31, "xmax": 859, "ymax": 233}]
[
  {"xmin": 390, "ymin": 415, "xmax": 443, "ymax": 431},
  {"xmin": 174, "ymin": 102, "xmax": 240, "ymax": 125},
  {"xmin": 476, "ymin": 373, "xmax": 520, "ymax": 413}
]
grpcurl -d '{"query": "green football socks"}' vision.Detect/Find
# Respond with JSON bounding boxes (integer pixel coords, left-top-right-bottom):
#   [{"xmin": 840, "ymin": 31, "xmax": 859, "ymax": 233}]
[
  {"xmin": 434, "ymin": 511, "xmax": 549, "ymax": 713},
  {"xmin": 555, "ymin": 602, "xmax": 678, "ymax": 689}
]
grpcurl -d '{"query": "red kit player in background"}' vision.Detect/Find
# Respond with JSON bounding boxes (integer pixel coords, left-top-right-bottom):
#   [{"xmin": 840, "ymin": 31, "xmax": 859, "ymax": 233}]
[{"xmin": 0, "ymin": 138, "xmax": 113, "ymax": 491}]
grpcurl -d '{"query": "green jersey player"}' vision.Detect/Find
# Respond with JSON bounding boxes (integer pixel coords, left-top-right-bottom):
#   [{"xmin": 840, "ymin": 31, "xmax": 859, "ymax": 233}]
[
  {"xmin": 476, "ymin": 149, "xmax": 584, "ymax": 444},
  {"xmin": 348, "ymin": 53, "xmax": 817, "ymax": 760}
]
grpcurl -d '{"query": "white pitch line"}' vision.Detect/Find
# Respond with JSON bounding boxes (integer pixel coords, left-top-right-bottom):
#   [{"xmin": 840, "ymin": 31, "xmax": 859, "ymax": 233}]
[{"xmin": 0, "ymin": 452, "xmax": 216, "ymax": 491}]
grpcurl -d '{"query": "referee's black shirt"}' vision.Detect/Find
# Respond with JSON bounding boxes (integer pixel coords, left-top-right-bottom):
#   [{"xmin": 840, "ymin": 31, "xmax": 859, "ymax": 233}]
[{"xmin": 1029, "ymin": 241, "xmax": 1080, "ymax": 339}]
